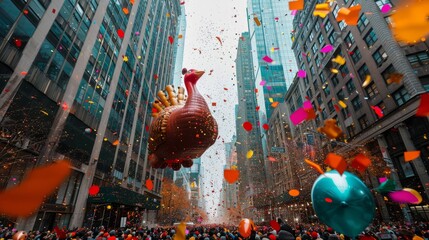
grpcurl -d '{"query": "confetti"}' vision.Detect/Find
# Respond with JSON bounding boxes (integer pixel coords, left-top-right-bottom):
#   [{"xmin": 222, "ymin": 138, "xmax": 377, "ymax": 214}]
[
  {"xmin": 146, "ymin": 179, "xmax": 154, "ymax": 191},
  {"xmin": 404, "ymin": 151, "xmax": 420, "ymax": 162},
  {"xmin": 260, "ymin": 80, "xmax": 266, "ymax": 86},
  {"xmin": 350, "ymin": 154, "xmax": 371, "ymax": 173},
  {"xmin": 389, "ymin": 188, "xmax": 422, "ymax": 204},
  {"xmin": 362, "ymin": 75, "xmax": 371, "ymax": 87},
  {"xmin": 0, "ymin": 160, "xmax": 71, "ymax": 217},
  {"xmin": 262, "ymin": 56, "xmax": 273, "ymax": 63},
  {"xmin": 117, "ymin": 29, "xmax": 125, "ymax": 39},
  {"xmin": 371, "ymin": 106, "xmax": 384, "ymax": 118},
  {"xmin": 224, "ymin": 169, "xmax": 240, "ymax": 184},
  {"xmin": 325, "ymin": 153, "xmax": 347, "ymax": 175},
  {"xmin": 88, "ymin": 185, "xmax": 100, "ymax": 196},
  {"xmin": 216, "ymin": 36, "xmax": 223, "ymax": 46},
  {"xmin": 297, "ymin": 69, "xmax": 306, "ymax": 78},
  {"xmin": 122, "ymin": 7, "xmax": 129, "ymax": 14},
  {"xmin": 246, "ymin": 150, "xmax": 254, "ymax": 159},
  {"xmin": 338, "ymin": 100, "xmax": 347, "ymax": 108},
  {"xmin": 268, "ymin": 156, "xmax": 276, "ymax": 162},
  {"xmin": 243, "ymin": 121, "xmax": 252, "ymax": 131},
  {"xmin": 112, "ymin": 139, "xmax": 120, "ymax": 146},
  {"xmin": 336, "ymin": 5, "xmax": 361, "ymax": 25},
  {"xmin": 313, "ymin": 3, "xmax": 330, "ymax": 18},
  {"xmin": 288, "ymin": 0, "xmax": 304, "ymax": 10},
  {"xmin": 318, "ymin": 119, "xmax": 343, "ymax": 139},
  {"xmin": 305, "ymin": 158, "xmax": 324, "ymax": 175},
  {"xmin": 332, "ymin": 55, "xmax": 346, "ymax": 65},
  {"xmin": 386, "ymin": 73, "xmax": 403, "ymax": 84},
  {"xmin": 289, "ymin": 189, "xmax": 300, "ymax": 197},
  {"xmin": 391, "ymin": 0, "xmax": 429, "ymax": 42},
  {"xmin": 380, "ymin": 4, "xmax": 391, "ymax": 14},
  {"xmin": 416, "ymin": 93, "xmax": 429, "ymax": 117},
  {"xmin": 271, "ymin": 101, "xmax": 279, "ymax": 108},
  {"xmin": 168, "ymin": 36, "xmax": 174, "ymax": 44},
  {"xmin": 253, "ymin": 16, "xmax": 261, "ymax": 26},
  {"xmin": 320, "ymin": 44, "xmax": 334, "ymax": 53},
  {"xmin": 262, "ymin": 123, "xmax": 269, "ymax": 130},
  {"xmin": 14, "ymin": 39, "xmax": 22, "ymax": 48}
]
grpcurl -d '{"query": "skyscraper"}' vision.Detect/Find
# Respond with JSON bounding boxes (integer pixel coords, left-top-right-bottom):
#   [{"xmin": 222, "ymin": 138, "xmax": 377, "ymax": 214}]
[
  {"xmin": 0, "ymin": 0, "xmax": 182, "ymax": 230},
  {"xmin": 291, "ymin": 0, "xmax": 429, "ymax": 221},
  {"xmin": 172, "ymin": 5, "xmax": 186, "ymax": 88},
  {"xmin": 235, "ymin": 32, "xmax": 266, "ymax": 222}
]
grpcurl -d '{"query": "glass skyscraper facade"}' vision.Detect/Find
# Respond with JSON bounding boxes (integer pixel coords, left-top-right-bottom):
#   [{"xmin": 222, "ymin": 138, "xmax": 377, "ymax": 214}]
[
  {"xmin": 172, "ymin": 5, "xmax": 186, "ymax": 88},
  {"xmin": 0, "ymin": 0, "xmax": 181, "ymax": 230}
]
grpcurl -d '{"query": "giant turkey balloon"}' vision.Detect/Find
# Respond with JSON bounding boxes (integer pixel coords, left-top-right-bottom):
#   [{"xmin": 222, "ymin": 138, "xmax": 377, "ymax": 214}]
[
  {"xmin": 148, "ymin": 68, "xmax": 218, "ymax": 170},
  {"xmin": 311, "ymin": 170, "xmax": 375, "ymax": 238}
]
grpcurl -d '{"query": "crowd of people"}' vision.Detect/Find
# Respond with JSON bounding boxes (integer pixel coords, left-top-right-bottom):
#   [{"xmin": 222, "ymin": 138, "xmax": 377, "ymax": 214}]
[{"xmin": 2, "ymin": 221, "xmax": 429, "ymax": 240}]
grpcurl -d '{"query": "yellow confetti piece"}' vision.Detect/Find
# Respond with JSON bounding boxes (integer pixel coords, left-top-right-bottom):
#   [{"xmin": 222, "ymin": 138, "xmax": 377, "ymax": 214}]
[
  {"xmin": 338, "ymin": 100, "xmax": 347, "ymax": 109},
  {"xmin": 253, "ymin": 16, "xmax": 261, "ymax": 26},
  {"xmin": 246, "ymin": 150, "xmax": 254, "ymax": 159},
  {"xmin": 313, "ymin": 3, "xmax": 330, "ymax": 18},
  {"xmin": 40, "ymin": 110, "xmax": 49, "ymax": 116},
  {"xmin": 362, "ymin": 75, "xmax": 371, "ymax": 87},
  {"xmin": 331, "ymin": 68, "xmax": 339, "ymax": 74},
  {"xmin": 166, "ymin": 12, "xmax": 170, "ymax": 17},
  {"xmin": 269, "ymin": 98, "xmax": 274, "ymax": 103},
  {"xmin": 123, "ymin": 56, "xmax": 128, "ymax": 62},
  {"xmin": 332, "ymin": 55, "xmax": 346, "ymax": 65}
]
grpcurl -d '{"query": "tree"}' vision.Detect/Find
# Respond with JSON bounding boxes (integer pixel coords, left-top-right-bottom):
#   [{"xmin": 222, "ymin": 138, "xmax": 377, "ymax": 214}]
[{"xmin": 158, "ymin": 178, "xmax": 191, "ymax": 225}]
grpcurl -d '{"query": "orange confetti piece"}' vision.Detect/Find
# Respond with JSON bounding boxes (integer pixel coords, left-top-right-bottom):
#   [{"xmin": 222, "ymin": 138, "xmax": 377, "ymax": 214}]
[
  {"xmin": 336, "ymin": 5, "xmax": 361, "ymax": 25},
  {"xmin": 268, "ymin": 156, "xmax": 277, "ymax": 162},
  {"xmin": 178, "ymin": 34, "xmax": 183, "ymax": 39},
  {"xmin": 325, "ymin": 153, "xmax": 347, "ymax": 175},
  {"xmin": 313, "ymin": 3, "xmax": 330, "ymax": 18},
  {"xmin": 404, "ymin": 151, "xmax": 420, "ymax": 162},
  {"xmin": 416, "ymin": 93, "xmax": 429, "ymax": 117},
  {"xmin": 122, "ymin": 7, "xmax": 129, "ymax": 14},
  {"xmin": 289, "ymin": 0, "xmax": 304, "ymax": 10},
  {"xmin": 271, "ymin": 101, "xmax": 279, "ymax": 108},
  {"xmin": 224, "ymin": 169, "xmax": 240, "ymax": 184},
  {"xmin": 253, "ymin": 16, "xmax": 261, "ymax": 26},
  {"xmin": 350, "ymin": 154, "xmax": 371, "ymax": 173},
  {"xmin": 305, "ymin": 158, "xmax": 324, "ymax": 175},
  {"xmin": 130, "ymin": 0, "xmax": 134, "ymax": 4},
  {"xmin": 212, "ymin": 102, "xmax": 217, "ymax": 106},
  {"xmin": 386, "ymin": 73, "xmax": 404, "ymax": 84},
  {"xmin": 112, "ymin": 139, "xmax": 119, "ymax": 146},
  {"xmin": 317, "ymin": 119, "xmax": 343, "ymax": 139},
  {"xmin": 0, "ymin": 160, "xmax": 71, "ymax": 217},
  {"xmin": 146, "ymin": 179, "xmax": 154, "ymax": 191},
  {"xmin": 289, "ymin": 189, "xmax": 300, "ymax": 197},
  {"xmin": 391, "ymin": 0, "xmax": 429, "ymax": 42}
]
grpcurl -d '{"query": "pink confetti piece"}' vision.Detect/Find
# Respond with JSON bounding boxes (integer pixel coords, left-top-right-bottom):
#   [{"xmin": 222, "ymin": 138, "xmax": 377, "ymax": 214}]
[
  {"xmin": 262, "ymin": 55, "xmax": 273, "ymax": 63},
  {"xmin": 267, "ymin": 86, "xmax": 272, "ymax": 90},
  {"xmin": 291, "ymin": 10, "xmax": 298, "ymax": 16},
  {"xmin": 320, "ymin": 44, "xmax": 334, "ymax": 53},
  {"xmin": 290, "ymin": 108, "xmax": 308, "ymax": 125},
  {"xmin": 380, "ymin": 4, "xmax": 391, "ymax": 13},
  {"xmin": 297, "ymin": 70, "xmax": 306, "ymax": 78},
  {"xmin": 260, "ymin": 80, "xmax": 266, "ymax": 86},
  {"xmin": 379, "ymin": 177, "xmax": 388, "ymax": 183},
  {"xmin": 303, "ymin": 100, "xmax": 312, "ymax": 110}
]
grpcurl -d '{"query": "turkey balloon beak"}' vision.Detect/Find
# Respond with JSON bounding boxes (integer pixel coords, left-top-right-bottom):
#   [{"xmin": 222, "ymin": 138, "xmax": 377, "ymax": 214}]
[{"xmin": 194, "ymin": 70, "xmax": 205, "ymax": 79}]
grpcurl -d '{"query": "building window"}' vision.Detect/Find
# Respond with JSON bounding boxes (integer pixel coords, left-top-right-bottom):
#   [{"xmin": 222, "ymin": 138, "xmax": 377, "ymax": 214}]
[
  {"xmin": 323, "ymin": 84, "xmax": 331, "ymax": 97},
  {"xmin": 347, "ymin": 124, "xmax": 356, "ymax": 137},
  {"xmin": 317, "ymin": 94, "xmax": 322, "ymax": 105},
  {"xmin": 358, "ymin": 64, "xmax": 370, "ymax": 81},
  {"xmin": 341, "ymin": 106, "xmax": 350, "ymax": 118},
  {"xmin": 328, "ymin": 100, "xmax": 335, "ymax": 113},
  {"xmin": 351, "ymin": 47, "xmax": 362, "ymax": 63},
  {"xmin": 339, "ymin": 21, "xmax": 346, "ymax": 31},
  {"xmin": 337, "ymin": 89, "xmax": 345, "ymax": 100},
  {"xmin": 319, "ymin": 72, "xmax": 326, "ymax": 82},
  {"xmin": 365, "ymin": 82, "xmax": 379, "ymax": 99},
  {"xmin": 346, "ymin": 80, "xmax": 356, "ymax": 94},
  {"xmin": 339, "ymin": 64, "xmax": 349, "ymax": 77},
  {"xmin": 315, "ymin": 21, "xmax": 321, "ymax": 32},
  {"xmin": 352, "ymin": 96, "xmax": 362, "ymax": 111},
  {"xmin": 364, "ymin": 28, "xmax": 378, "ymax": 48},
  {"xmin": 407, "ymin": 51, "xmax": 429, "ymax": 68},
  {"xmin": 357, "ymin": 14, "xmax": 369, "ymax": 33},
  {"xmin": 315, "ymin": 55, "xmax": 321, "ymax": 67},
  {"xmin": 324, "ymin": 20, "xmax": 332, "ymax": 33},
  {"xmin": 381, "ymin": 64, "xmax": 396, "ymax": 83},
  {"xmin": 314, "ymin": 79, "xmax": 319, "ymax": 91},
  {"xmin": 329, "ymin": 32, "xmax": 335, "ymax": 45},
  {"xmin": 322, "ymin": 108, "xmax": 328, "ymax": 120},
  {"xmin": 312, "ymin": 44, "xmax": 318, "ymax": 54},
  {"xmin": 309, "ymin": 32, "xmax": 314, "ymax": 42},
  {"xmin": 318, "ymin": 34, "xmax": 324, "ymax": 44},
  {"xmin": 358, "ymin": 115, "xmax": 370, "ymax": 129},
  {"xmin": 332, "ymin": 75, "xmax": 339, "ymax": 87},
  {"xmin": 372, "ymin": 47, "xmax": 388, "ymax": 67},
  {"xmin": 375, "ymin": 0, "xmax": 393, "ymax": 10},
  {"xmin": 306, "ymin": 88, "xmax": 313, "ymax": 98},
  {"xmin": 310, "ymin": 65, "xmax": 315, "ymax": 75},
  {"xmin": 393, "ymin": 87, "xmax": 411, "ymax": 106},
  {"xmin": 344, "ymin": 32, "xmax": 355, "ymax": 47},
  {"xmin": 333, "ymin": 5, "xmax": 340, "ymax": 18}
]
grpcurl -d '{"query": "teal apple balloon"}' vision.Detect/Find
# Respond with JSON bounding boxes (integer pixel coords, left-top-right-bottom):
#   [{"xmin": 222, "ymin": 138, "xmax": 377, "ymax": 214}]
[{"xmin": 311, "ymin": 170, "xmax": 375, "ymax": 237}]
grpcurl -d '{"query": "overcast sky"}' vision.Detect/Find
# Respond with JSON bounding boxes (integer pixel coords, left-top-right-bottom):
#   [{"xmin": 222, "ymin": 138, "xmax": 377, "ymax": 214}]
[{"xmin": 181, "ymin": 0, "xmax": 248, "ymax": 220}]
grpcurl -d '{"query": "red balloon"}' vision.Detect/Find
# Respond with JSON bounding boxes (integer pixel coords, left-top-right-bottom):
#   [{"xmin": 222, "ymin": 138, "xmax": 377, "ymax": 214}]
[
  {"xmin": 88, "ymin": 185, "xmax": 100, "ymax": 196},
  {"xmin": 263, "ymin": 123, "xmax": 269, "ymax": 130},
  {"xmin": 243, "ymin": 121, "xmax": 252, "ymax": 131},
  {"xmin": 239, "ymin": 219, "xmax": 254, "ymax": 238},
  {"xmin": 117, "ymin": 29, "xmax": 125, "ymax": 39}
]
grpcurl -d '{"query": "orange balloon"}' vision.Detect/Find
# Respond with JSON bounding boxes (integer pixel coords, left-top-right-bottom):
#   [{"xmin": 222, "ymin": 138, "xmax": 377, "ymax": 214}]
[
  {"xmin": 146, "ymin": 179, "xmax": 154, "ymax": 191},
  {"xmin": 239, "ymin": 218, "xmax": 254, "ymax": 238},
  {"xmin": 289, "ymin": 189, "xmax": 300, "ymax": 197}
]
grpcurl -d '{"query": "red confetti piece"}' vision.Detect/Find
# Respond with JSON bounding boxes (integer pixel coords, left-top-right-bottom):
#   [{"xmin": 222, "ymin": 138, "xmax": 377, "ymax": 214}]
[
  {"xmin": 325, "ymin": 153, "xmax": 347, "ymax": 175},
  {"xmin": 146, "ymin": 179, "xmax": 154, "ymax": 191},
  {"xmin": 117, "ymin": 29, "xmax": 125, "ymax": 39},
  {"xmin": 255, "ymin": 106, "xmax": 260, "ymax": 111},
  {"xmin": 242, "ymin": 121, "xmax": 252, "ymax": 131},
  {"xmin": 416, "ymin": 93, "xmax": 429, "ymax": 117},
  {"xmin": 224, "ymin": 169, "xmax": 240, "ymax": 184},
  {"xmin": 350, "ymin": 154, "xmax": 371, "ymax": 173},
  {"xmin": 61, "ymin": 102, "xmax": 68, "ymax": 110},
  {"xmin": 212, "ymin": 102, "xmax": 217, "ymax": 106},
  {"xmin": 88, "ymin": 185, "xmax": 100, "ymax": 196},
  {"xmin": 371, "ymin": 105, "xmax": 384, "ymax": 118},
  {"xmin": 154, "ymin": 74, "xmax": 159, "ymax": 80},
  {"xmin": 180, "ymin": 1, "xmax": 185, "ymax": 4},
  {"xmin": 262, "ymin": 123, "xmax": 269, "ymax": 130},
  {"xmin": 23, "ymin": 9, "xmax": 29, "ymax": 14},
  {"xmin": 52, "ymin": 8, "xmax": 56, "ymax": 13},
  {"xmin": 168, "ymin": 36, "xmax": 174, "ymax": 44},
  {"xmin": 14, "ymin": 39, "xmax": 22, "ymax": 48}
]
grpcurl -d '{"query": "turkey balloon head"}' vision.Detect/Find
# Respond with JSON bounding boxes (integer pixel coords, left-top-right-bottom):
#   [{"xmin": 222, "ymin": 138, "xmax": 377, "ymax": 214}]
[{"xmin": 148, "ymin": 68, "xmax": 218, "ymax": 170}]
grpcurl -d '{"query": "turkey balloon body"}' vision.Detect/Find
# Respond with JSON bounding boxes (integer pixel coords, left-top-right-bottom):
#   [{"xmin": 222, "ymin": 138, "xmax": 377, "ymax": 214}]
[{"xmin": 148, "ymin": 68, "xmax": 218, "ymax": 170}]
